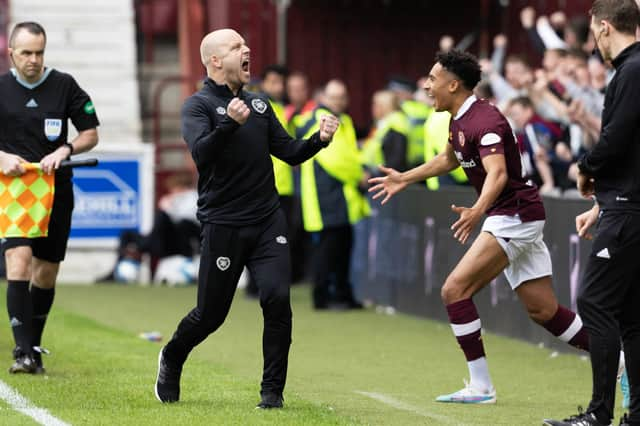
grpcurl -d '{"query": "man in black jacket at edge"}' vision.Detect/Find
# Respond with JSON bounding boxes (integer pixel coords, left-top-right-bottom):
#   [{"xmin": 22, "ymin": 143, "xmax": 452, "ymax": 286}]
[
  {"xmin": 154, "ymin": 28, "xmax": 339, "ymax": 409},
  {"xmin": 543, "ymin": 1, "xmax": 640, "ymax": 425}
]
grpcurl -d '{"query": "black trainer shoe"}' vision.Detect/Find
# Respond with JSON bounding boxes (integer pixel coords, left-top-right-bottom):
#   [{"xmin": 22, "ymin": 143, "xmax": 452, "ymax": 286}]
[
  {"xmin": 256, "ymin": 392, "xmax": 284, "ymax": 409},
  {"xmin": 32, "ymin": 347, "xmax": 50, "ymax": 375},
  {"xmin": 543, "ymin": 408, "xmax": 611, "ymax": 426},
  {"xmin": 154, "ymin": 347, "xmax": 182, "ymax": 403},
  {"xmin": 9, "ymin": 348, "xmax": 37, "ymax": 374}
]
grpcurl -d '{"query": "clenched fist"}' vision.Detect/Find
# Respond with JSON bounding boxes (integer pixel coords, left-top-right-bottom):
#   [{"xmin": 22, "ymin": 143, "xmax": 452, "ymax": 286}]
[
  {"xmin": 319, "ymin": 114, "xmax": 339, "ymax": 143},
  {"xmin": 227, "ymin": 97, "xmax": 250, "ymax": 125}
]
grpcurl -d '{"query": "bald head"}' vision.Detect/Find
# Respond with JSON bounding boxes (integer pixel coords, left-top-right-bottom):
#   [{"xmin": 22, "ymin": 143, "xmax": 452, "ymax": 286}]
[
  {"xmin": 200, "ymin": 28, "xmax": 242, "ymax": 67},
  {"xmin": 199, "ymin": 28, "xmax": 251, "ymax": 91}
]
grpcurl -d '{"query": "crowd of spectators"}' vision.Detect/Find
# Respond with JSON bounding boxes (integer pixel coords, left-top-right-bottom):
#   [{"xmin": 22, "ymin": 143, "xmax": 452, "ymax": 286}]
[{"xmin": 479, "ymin": 6, "xmax": 628, "ymax": 196}]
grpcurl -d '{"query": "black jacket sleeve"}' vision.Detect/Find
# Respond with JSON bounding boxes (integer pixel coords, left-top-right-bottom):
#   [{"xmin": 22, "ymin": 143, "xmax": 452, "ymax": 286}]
[
  {"xmin": 267, "ymin": 102, "xmax": 328, "ymax": 165},
  {"xmin": 579, "ymin": 63, "xmax": 640, "ymax": 177},
  {"xmin": 67, "ymin": 74, "xmax": 100, "ymax": 131},
  {"xmin": 181, "ymin": 96, "xmax": 239, "ymax": 167},
  {"xmin": 382, "ymin": 129, "xmax": 408, "ymax": 171}
]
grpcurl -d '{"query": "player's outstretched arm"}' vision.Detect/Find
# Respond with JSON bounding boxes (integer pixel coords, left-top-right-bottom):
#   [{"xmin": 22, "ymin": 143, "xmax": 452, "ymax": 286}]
[
  {"xmin": 368, "ymin": 144, "xmax": 459, "ymax": 205},
  {"xmin": 368, "ymin": 165, "xmax": 407, "ymax": 205}
]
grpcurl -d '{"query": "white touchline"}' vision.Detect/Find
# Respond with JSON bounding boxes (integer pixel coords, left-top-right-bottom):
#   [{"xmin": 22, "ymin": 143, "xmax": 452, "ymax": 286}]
[
  {"xmin": 0, "ymin": 379, "xmax": 71, "ymax": 426},
  {"xmin": 355, "ymin": 390, "xmax": 468, "ymax": 426}
]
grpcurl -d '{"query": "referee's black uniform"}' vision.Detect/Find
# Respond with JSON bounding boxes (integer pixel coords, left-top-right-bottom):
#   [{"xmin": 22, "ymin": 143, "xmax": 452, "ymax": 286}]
[
  {"xmin": 0, "ymin": 69, "xmax": 98, "ymax": 242},
  {"xmin": 0, "ymin": 67, "xmax": 99, "ymax": 367},
  {"xmin": 577, "ymin": 41, "xmax": 640, "ymax": 424},
  {"xmin": 161, "ymin": 79, "xmax": 329, "ymax": 404}
]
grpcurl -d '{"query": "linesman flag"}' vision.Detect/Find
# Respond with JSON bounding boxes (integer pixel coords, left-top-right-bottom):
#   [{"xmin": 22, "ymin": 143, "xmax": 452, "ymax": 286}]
[{"xmin": 0, "ymin": 163, "xmax": 55, "ymax": 238}]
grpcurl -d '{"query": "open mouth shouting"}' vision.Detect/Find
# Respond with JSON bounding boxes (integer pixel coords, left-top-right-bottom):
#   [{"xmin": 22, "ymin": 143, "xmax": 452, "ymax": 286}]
[{"xmin": 241, "ymin": 57, "xmax": 250, "ymax": 75}]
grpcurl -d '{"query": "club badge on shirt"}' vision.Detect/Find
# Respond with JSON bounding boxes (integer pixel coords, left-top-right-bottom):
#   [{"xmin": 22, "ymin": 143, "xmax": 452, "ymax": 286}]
[
  {"xmin": 251, "ymin": 99, "xmax": 267, "ymax": 114},
  {"xmin": 44, "ymin": 119, "xmax": 62, "ymax": 141},
  {"xmin": 458, "ymin": 131, "xmax": 465, "ymax": 147}
]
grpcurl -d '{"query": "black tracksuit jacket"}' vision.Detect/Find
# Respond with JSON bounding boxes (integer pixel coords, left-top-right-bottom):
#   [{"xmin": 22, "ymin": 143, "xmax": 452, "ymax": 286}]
[
  {"xmin": 182, "ymin": 79, "xmax": 327, "ymax": 225},
  {"xmin": 579, "ymin": 42, "xmax": 640, "ymax": 212}
]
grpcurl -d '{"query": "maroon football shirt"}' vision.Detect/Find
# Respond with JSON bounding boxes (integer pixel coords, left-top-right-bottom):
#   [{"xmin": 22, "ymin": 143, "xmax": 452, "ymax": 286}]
[{"xmin": 449, "ymin": 97, "xmax": 545, "ymax": 221}]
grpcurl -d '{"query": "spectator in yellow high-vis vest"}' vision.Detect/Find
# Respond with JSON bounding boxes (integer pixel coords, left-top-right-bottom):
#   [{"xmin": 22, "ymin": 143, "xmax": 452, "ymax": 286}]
[
  {"xmin": 284, "ymin": 71, "xmax": 317, "ymax": 137},
  {"xmin": 261, "ymin": 65, "xmax": 294, "ymax": 197},
  {"xmin": 361, "ymin": 90, "xmax": 410, "ymax": 174},
  {"xmin": 423, "ymin": 111, "xmax": 468, "ymax": 190},
  {"xmin": 299, "ymin": 80, "xmax": 369, "ymax": 309},
  {"xmin": 388, "ymin": 76, "xmax": 433, "ymax": 168}
]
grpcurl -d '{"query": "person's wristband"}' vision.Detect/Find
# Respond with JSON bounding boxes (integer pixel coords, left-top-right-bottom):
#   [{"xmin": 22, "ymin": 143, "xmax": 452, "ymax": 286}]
[{"xmin": 63, "ymin": 142, "xmax": 74, "ymax": 155}]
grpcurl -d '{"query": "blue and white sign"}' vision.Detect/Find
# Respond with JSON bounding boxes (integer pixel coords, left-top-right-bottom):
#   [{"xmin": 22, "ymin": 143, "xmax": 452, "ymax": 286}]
[{"xmin": 69, "ymin": 144, "xmax": 154, "ymax": 247}]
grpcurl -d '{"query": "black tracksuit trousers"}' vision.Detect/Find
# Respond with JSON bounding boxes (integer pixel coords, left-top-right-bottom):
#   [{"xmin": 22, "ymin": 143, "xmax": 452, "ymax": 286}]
[
  {"xmin": 578, "ymin": 211, "xmax": 640, "ymax": 424},
  {"xmin": 164, "ymin": 209, "xmax": 292, "ymax": 396}
]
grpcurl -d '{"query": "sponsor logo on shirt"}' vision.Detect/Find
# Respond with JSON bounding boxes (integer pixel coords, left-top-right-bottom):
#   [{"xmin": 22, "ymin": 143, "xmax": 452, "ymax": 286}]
[
  {"xmin": 455, "ymin": 151, "xmax": 477, "ymax": 169},
  {"xmin": 216, "ymin": 106, "xmax": 226, "ymax": 115},
  {"xmin": 276, "ymin": 235, "xmax": 287, "ymax": 244},
  {"xmin": 251, "ymin": 98, "xmax": 267, "ymax": 114},
  {"xmin": 216, "ymin": 256, "xmax": 230, "ymax": 271},
  {"xmin": 25, "ymin": 98, "xmax": 38, "ymax": 108},
  {"xmin": 44, "ymin": 119, "xmax": 62, "ymax": 141}
]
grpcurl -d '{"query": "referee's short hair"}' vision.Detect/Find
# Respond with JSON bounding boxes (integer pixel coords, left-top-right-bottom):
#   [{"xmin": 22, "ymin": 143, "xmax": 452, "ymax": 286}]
[{"xmin": 9, "ymin": 22, "xmax": 47, "ymax": 48}]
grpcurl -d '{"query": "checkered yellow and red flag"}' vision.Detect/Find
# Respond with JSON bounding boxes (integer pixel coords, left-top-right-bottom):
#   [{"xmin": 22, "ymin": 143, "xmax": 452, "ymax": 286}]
[{"xmin": 0, "ymin": 163, "xmax": 55, "ymax": 238}]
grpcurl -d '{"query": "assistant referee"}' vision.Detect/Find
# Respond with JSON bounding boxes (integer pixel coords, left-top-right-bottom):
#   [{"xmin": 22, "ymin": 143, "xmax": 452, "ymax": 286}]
[
  {"xmin": 544, "ymin": 1, "xmax": 640, "ymax": 425},
  {"xmin": 0, "ymin": 22, "xmax": 99, "ymax": 374},
  {"xmin": 154, "ymin": 28, "xmax": 339, "ymax": 409}
]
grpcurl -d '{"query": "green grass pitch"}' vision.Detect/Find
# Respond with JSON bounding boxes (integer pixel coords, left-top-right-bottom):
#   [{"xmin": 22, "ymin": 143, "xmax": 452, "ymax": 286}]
[{"xmin": 0, "ymin": 284, "xmax": 627, "ymax": 425}]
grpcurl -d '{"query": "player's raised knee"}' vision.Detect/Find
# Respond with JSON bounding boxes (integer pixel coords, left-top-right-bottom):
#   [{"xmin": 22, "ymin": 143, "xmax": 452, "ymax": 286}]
[{"xmin": 441, "ymin": 275, "xmax": 469, "ymax": 304}]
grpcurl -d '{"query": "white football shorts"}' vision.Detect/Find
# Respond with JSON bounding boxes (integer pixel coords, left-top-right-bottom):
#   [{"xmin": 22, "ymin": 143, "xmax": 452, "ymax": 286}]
[{"xmin": 481, "ymin": 215, "xmax": 552, "ymax": 290}]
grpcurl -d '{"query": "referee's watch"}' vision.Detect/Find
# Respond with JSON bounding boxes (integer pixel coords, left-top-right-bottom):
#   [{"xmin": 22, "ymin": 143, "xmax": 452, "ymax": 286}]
[{"xmin": 63, "ymin": 142, "xmax": 74, "ymax": 156}]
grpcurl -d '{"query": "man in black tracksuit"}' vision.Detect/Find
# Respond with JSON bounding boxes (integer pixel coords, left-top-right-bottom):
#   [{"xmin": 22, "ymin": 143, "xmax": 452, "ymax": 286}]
[
  {"xmin": 543, "ymin": 1, "xmax": 640, "ymax": 425},
  {"xmin": 154, "ymin": 28, "xmax": 339, "ymax": 409}
]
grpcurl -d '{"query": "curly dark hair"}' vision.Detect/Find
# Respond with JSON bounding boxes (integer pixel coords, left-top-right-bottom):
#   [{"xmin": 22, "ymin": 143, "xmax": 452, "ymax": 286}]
[{"xmin": 435, "ymin": 50, "xmax": 482, "ymax": 91}]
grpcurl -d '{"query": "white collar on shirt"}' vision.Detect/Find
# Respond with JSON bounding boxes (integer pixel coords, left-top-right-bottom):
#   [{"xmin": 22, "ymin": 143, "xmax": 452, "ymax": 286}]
[{"xmin": 453, "ymin": 95, "xmax": 477, "ymax": 121}]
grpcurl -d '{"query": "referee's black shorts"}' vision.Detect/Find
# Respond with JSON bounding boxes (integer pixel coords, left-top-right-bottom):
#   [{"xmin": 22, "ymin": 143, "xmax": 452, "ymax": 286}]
[{"xmin": 1, "ymin": 181, "xmax": 74, "ymax": 263}]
